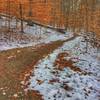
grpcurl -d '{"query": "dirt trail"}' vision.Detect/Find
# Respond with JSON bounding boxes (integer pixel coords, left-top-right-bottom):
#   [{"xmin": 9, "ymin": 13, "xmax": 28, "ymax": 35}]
[
  {"xmin": 20, "ymin": 34, "xmax": 78, "ymax": 100},
  {"xmin": 21, "ymin": 34, "xmax": 78, "ymax": 77},
  {"xmin": 0, "ymin": 35, "xmax": 78, "ymax": 100}
]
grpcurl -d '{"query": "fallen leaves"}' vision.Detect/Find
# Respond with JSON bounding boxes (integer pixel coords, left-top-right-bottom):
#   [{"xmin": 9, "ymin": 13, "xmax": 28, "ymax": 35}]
[{"xmin": 54, "ymin": 52, "xmax": 82, "ymax": 72}]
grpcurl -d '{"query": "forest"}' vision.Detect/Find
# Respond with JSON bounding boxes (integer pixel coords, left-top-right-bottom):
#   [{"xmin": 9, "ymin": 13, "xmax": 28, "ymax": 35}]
[
  {"xmin": 0, "ymin": 0, "xmax": 100, "ymax": 100},
  {"xmin": 0, "ymin": 0, "xmax": 100, "ymax": 35}
]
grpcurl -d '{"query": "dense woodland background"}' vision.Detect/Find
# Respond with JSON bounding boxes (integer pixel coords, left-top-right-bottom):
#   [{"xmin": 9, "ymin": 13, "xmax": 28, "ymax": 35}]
[{"xmin": 0, "ymin": 0, "xmax": 100, "ymax": 37}]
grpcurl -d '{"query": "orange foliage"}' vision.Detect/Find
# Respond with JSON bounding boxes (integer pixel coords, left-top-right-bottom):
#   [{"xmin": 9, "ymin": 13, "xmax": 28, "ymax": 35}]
[{"xmin": 0, "ymin": 0, "xmax": 100, "ymax": 37}]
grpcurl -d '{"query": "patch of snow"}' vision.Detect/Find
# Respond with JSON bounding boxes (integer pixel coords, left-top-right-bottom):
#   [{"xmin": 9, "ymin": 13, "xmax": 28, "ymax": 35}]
[
  {"xmin": 2, "ymin": 92, "xmax": 6, "ymax": 96},
  {"xmin": 0, "ymin": 16, "xmax": 73, "ymax": 51},
  {"xmin": 13, "ymin": 94, "xmax": 18, "ymax": 98},
  {"xmin": 28, "ymin": 36, "xmax": 100, "ymax": 100}
]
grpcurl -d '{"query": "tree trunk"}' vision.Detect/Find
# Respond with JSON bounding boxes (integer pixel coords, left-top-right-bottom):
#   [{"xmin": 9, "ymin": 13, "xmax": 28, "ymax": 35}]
[{"xmin": 19, "ymin": 4, "xmax": 24, "ymax": 33}]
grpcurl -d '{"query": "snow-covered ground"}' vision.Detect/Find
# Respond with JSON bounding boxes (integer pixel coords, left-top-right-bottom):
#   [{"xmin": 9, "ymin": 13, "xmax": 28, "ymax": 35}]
[
  {"xmin": 0, "ymin": 16, "xmax": 73, "ymax": 51},
  {"xmin": 27, "ymin": 36, "xmax": 100, "ymax": 100}
]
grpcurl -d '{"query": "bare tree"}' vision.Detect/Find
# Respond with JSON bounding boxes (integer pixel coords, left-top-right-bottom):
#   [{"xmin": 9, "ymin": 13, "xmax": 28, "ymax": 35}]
[
  {"xmin": 27, "ymin": 0, "xmax": 34, "ymax": 26},
  {"xmin": 29, "ymin": 0, "xmax": 33, "ymax": 17},
  {"xmin": 61, "ymin": 0, "xmax": 71, "ymax": 31},
  {"xmin": 6, "ymin": 0, "xmax": 11, "ymax": 31},
  {"xmin": 19, "ymin": 3, "xmax": 24, "ymax": 33}
]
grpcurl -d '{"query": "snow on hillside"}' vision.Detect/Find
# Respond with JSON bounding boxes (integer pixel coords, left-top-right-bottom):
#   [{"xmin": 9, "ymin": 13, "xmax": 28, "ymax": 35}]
[
  {"xmin": 27, "ymin": 36, "xmax": 100, "ymax": 100},
  {"xmin": 0, "ymin": 16, "xmax": 73, "ymax": 51}
]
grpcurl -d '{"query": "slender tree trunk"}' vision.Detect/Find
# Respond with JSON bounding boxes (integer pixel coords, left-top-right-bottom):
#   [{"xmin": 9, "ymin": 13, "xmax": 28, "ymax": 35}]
[
  {"xmin": 19, "ymin": 3, "xmax": 24, "ymax": 33},
  {"xmin": 85, "ymin": 0, "xmax": 89, "ymax": 32},
  {"xmin": 29, "ymin": 0, "xmax": 33, "ymax": 17},
  {"xmin": 6, "ymin": 0, "xmax": 11, "ymax": 31},
  {"xmin": 91, "ymin": 0, "xmax": 96, "ymax": 32}
]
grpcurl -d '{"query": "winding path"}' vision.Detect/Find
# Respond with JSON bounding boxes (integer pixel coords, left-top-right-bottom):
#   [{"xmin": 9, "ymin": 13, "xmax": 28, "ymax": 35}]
[{"xmin": 0, "ymin": 34, "xmax": 78, "ymax": 100}]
